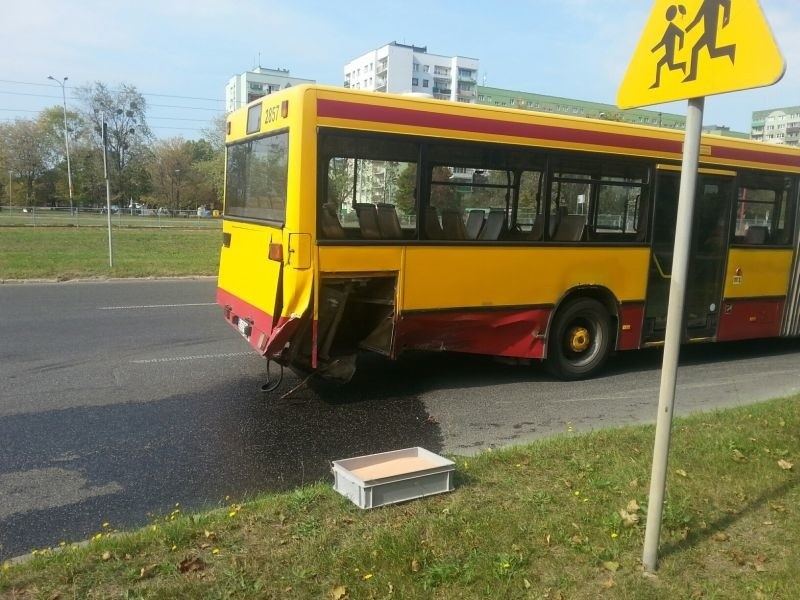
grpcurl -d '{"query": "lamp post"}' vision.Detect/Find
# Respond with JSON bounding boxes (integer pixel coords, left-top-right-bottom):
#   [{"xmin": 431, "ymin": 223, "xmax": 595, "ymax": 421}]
[{"xmin": 48, "ymin": 75, "xmax": 74, "ymax": 215}]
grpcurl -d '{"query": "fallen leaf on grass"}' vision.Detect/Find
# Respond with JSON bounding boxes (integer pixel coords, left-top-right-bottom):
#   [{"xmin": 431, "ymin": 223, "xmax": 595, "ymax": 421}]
[
  {"xmin": 411, "ymin": 559, "xmax": 420, "ymax": 573},
  {"xmin": 711, "ymin": 532, "xmax": 730, "ymax": 542},
  {"xmin": 600, "ymin": 577, "xmax": 616, "ymax": 589},
  {"xmin": 602, "ymin": 561, "xmax": 620, "ymax": 573},
  {"xmin": 732, "ymin": 449, "xmax": 747, "ymax": 463},
  {"xmin": 101, "ymin": 551, "xmax": 112, "ymax": 561},
  {"xmin": 751, "ymin": 555, "xmax": 768, "ymax": 572},
  {"xmin": 331, "ymin": 585, "xmax": 348, "ymax": 600},
  {"xmin": 178, "ymin": 556, "xmax": 205, "ymax": 573},
  {"xmin": 675, "ymin": 469, "xmax": 688, "ymax": 477},
  {"xmin": 139, "ymin": 564, "xmax": 157, "ymax": 579},
  {"xmin": 619, "ymin": 508, "xmax": 640, "ymax": 528},
  {"xmin": 626, "ymin": 499, "xmax": 640, "ymax": 513},
  {"xmin": 777, "ymin": 459, "xmax": 793, "ymax": 471}
]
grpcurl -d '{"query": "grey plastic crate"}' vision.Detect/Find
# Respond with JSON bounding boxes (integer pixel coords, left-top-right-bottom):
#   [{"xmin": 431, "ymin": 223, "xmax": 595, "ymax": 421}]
[{"xmin": 332, "ymin": 447, "xmax": 455, "ymax": 509}]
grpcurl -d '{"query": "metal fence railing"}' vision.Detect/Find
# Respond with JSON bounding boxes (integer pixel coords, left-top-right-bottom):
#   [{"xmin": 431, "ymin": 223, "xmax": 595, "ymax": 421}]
[{"xmin": 0, "ymin": 206, "xmax": 222, "ymax": 230}]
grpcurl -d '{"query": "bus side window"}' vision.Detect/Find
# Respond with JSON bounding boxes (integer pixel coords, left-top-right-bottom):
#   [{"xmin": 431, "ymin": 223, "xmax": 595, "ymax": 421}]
[{"xmin": 736, "ymin": 174, "xmax": 797, "ymax": 246}]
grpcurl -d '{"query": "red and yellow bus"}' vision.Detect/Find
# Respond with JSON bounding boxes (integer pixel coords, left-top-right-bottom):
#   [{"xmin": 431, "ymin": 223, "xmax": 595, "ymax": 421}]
[{"xmin": 217, "ymin": 84, "xmax": 800, "ymax": 384}]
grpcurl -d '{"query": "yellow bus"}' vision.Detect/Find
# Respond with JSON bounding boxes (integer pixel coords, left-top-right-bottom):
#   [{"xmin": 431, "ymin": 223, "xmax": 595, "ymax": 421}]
[{"xmin": 217, "ymin": 84, "xmax": 800, "ymax": 384}]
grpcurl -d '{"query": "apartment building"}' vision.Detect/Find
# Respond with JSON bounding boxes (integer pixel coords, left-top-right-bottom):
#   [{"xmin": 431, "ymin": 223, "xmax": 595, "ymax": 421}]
[
  {"xmin": 343, "ymin": 41, "xmax": 479, "ymax": 103},
  {"xmin": 751, "ymin": 106, "xmax": 800, "ymax": 146},
  {"xmin": 225, "ymin": 67, "xmax": 315, "ymax": 112},
  {"xmin": 476, "ymin": 86, "xmax": 687, "ymax": 129}
]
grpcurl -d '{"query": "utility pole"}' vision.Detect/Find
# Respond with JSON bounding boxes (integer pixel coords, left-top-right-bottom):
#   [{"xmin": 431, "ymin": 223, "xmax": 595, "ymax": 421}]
[{"xmin": 47, "ymin": 75, "xmax": 74, "ymax": 214}]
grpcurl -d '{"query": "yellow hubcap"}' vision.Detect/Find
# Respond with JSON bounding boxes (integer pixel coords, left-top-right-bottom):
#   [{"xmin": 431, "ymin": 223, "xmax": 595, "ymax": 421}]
[{"xmin": 568, "ymin": 326, "xmax": 590, "ymax": 352}]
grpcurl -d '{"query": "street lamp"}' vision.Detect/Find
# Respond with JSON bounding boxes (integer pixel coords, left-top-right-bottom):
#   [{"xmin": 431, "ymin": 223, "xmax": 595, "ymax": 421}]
[{"xmin": 47, "ymin": 75, "xmax": 74, "ymax": 214}]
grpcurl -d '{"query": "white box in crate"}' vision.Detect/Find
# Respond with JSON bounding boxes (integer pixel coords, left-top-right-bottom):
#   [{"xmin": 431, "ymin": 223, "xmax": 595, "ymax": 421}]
[{"xmin": 332, "ymin": 447, "xmax": 455, "ymax": 509}]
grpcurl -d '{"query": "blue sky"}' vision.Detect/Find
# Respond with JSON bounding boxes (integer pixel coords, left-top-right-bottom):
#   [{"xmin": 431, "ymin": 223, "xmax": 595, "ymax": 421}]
[{"xmin": 1, "ymin": 0, "xmax": 798, "ymax": 138}]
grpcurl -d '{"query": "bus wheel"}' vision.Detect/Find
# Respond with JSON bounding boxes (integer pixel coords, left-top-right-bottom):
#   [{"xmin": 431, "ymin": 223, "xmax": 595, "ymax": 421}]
[{"xmin": 547, "ymin": 298, "xmax": 611, "ymax": 380}]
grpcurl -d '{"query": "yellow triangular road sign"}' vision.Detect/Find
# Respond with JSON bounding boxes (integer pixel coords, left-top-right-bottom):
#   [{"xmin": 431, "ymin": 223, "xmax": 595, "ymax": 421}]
[{"xmin": 618, "ymin": 0, "xmax": 784, "ymax": 109}]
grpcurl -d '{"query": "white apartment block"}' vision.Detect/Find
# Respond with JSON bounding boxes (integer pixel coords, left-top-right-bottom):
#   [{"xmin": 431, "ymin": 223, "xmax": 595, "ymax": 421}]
[
  {"xmin": 225, "ymin": 67, "xmax": 315, "ymax": 112},
  {"xmin": 343, "ymin": 41, "xmax": 479, "ymax": 103},
  {"xmin": 751, "ymin": 105, "xmax": 800, "ymax": 146}
]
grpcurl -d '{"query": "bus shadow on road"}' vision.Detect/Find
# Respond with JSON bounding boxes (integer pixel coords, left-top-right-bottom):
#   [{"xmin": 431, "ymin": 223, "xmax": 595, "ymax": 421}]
[
  {"xmin": 602, "ymin": 337, "xmax": 800, "ymax": 378},
  {"xmin": 272, "ymin": 336, "xmax": 800, "ymax": 403}
]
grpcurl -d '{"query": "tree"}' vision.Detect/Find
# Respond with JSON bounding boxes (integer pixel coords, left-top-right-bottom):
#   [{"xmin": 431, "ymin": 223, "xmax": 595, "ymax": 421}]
[
  {"xmin": 76, "ymin": 82, "xmax": 153, "ymax": 204},
  {"xmin": 187, "ymin": 137, "xmax": 223, "ymax": 210},
  {"xmin": 38, "ymin": 106, "xmax": 82, "ymax": 205},
  {"xmin": 0, "ymin": 119, "xmax": 56, "ymax": 205},
  {"xmin": 394, "ymin": 163, "xmax": 417, "ymax": 215},
  {"xmin": 148, "ymin": 137, "xmax": 193, "ymax": 212},
  {"xmin": 326, "ymin": 157, "xmax": 355, "ymax": 213}
]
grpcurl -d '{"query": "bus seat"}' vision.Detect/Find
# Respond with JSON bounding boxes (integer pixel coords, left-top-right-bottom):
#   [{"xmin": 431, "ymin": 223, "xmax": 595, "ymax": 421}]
[
  {"xmin": 319, "ymin": 204, "xmax": 346, "ymax": 239},
  {"xmin": 553, "ymin": 214, "xmax": 586, "ymax": 241},
  {"xmin": 478, "ymin": 209, "xmax": 506, "ymax": 241},
  {"xmin": 465, "ymin": 209, "xmax": 485, "ymax": 239},
  {"xmin": 424, "ymin": 207, "xmax": 444, "ymax": 240},
  {"xmin": 745, "ymin": 225, "xmax": 769, "ymax": 244},
  {"xmin": 442, "ymin": 209, "xmax": 468, "ymax": 240},
  {"xmin": 529, "ymin": 214, "xmax": 545, "ymax": 241},
  {"xmin": 376, "ymin": 203, "xmax": 403, "ymax": 239},
  {"xmin": 355, "ymin": 203, "xmax": 382, "ymax": 240}
]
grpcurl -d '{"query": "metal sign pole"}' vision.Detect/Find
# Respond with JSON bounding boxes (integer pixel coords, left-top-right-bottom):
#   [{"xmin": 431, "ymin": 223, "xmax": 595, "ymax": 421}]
[
  {"xmin": 102, "ymin": 118, "xmax": 114, "ymax": 268},
  {"xmin": 642, "ymin": 96, "xmax": 705, "ymax": 572}
]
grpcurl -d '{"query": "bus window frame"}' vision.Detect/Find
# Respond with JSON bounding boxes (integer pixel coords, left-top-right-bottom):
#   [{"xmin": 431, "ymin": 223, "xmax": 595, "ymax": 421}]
[
  {"xmin": 546, "ymin": 153, "xmax": 652, "ymax": 242},
  {"xmin": 224, "ymin": 127, "xmax": 290, "ymax": 227},
  {"xmin": 316, "ymin": 128, "xmax": 656, "ymax": 246},
  {"xmin": 731, "ymin": 171, "xmax": 799, "ymax": 248}
]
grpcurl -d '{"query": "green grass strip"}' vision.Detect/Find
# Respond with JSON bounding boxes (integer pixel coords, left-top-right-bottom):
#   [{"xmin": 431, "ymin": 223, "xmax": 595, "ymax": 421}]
[{"xmin": 0, "ymin": 227, "xmax": 220, "ymax": 280}]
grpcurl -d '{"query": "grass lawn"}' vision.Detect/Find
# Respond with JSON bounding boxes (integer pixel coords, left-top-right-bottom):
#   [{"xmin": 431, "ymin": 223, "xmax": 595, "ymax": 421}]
[
  {"xmin": 0, "ymin": 227, "xmax": 220, "ymax": 280},
  {"xmin": 2, "ymin": 396, "xmax": 798, "ymax": 599}
]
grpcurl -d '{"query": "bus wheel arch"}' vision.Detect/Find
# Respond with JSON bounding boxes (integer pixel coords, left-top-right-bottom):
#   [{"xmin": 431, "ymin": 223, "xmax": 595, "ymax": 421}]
[{"xmin": 545, "ymin": 288, "xmax": 619, "ymax": 380}]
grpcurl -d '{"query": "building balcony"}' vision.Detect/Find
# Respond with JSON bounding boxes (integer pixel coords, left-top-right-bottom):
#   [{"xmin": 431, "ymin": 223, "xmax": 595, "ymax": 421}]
[{"xmin": 432, "ymin": 87, "xmax": 451, "ymax": 96}]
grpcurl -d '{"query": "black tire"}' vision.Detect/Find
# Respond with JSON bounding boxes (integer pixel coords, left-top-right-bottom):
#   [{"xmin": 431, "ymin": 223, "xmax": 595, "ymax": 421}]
[{"xmin": 546, "ymin": 298, "xmax": 612, "ymax": 380}]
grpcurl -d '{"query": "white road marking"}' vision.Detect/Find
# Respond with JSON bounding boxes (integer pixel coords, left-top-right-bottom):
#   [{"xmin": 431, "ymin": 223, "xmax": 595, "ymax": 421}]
[
  {"xmin": 131, "ymin": 352, "xmax": 253, "ymax": 364},
  {"xmin": 98, "ymin": 303, "xmax": 217, "ymax": 310}
]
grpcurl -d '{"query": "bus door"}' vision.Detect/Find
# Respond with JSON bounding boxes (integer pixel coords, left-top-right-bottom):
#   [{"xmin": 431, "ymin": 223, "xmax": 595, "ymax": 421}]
[{"xmin": 644, "ymin": 167, "xmax": 734, "ymax": 343}]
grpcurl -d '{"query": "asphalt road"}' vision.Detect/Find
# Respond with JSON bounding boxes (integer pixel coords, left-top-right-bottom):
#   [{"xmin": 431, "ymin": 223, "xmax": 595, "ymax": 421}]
[{"xmin": 1, "ymin": 278, "xmax": 799, "ymax": 559}]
